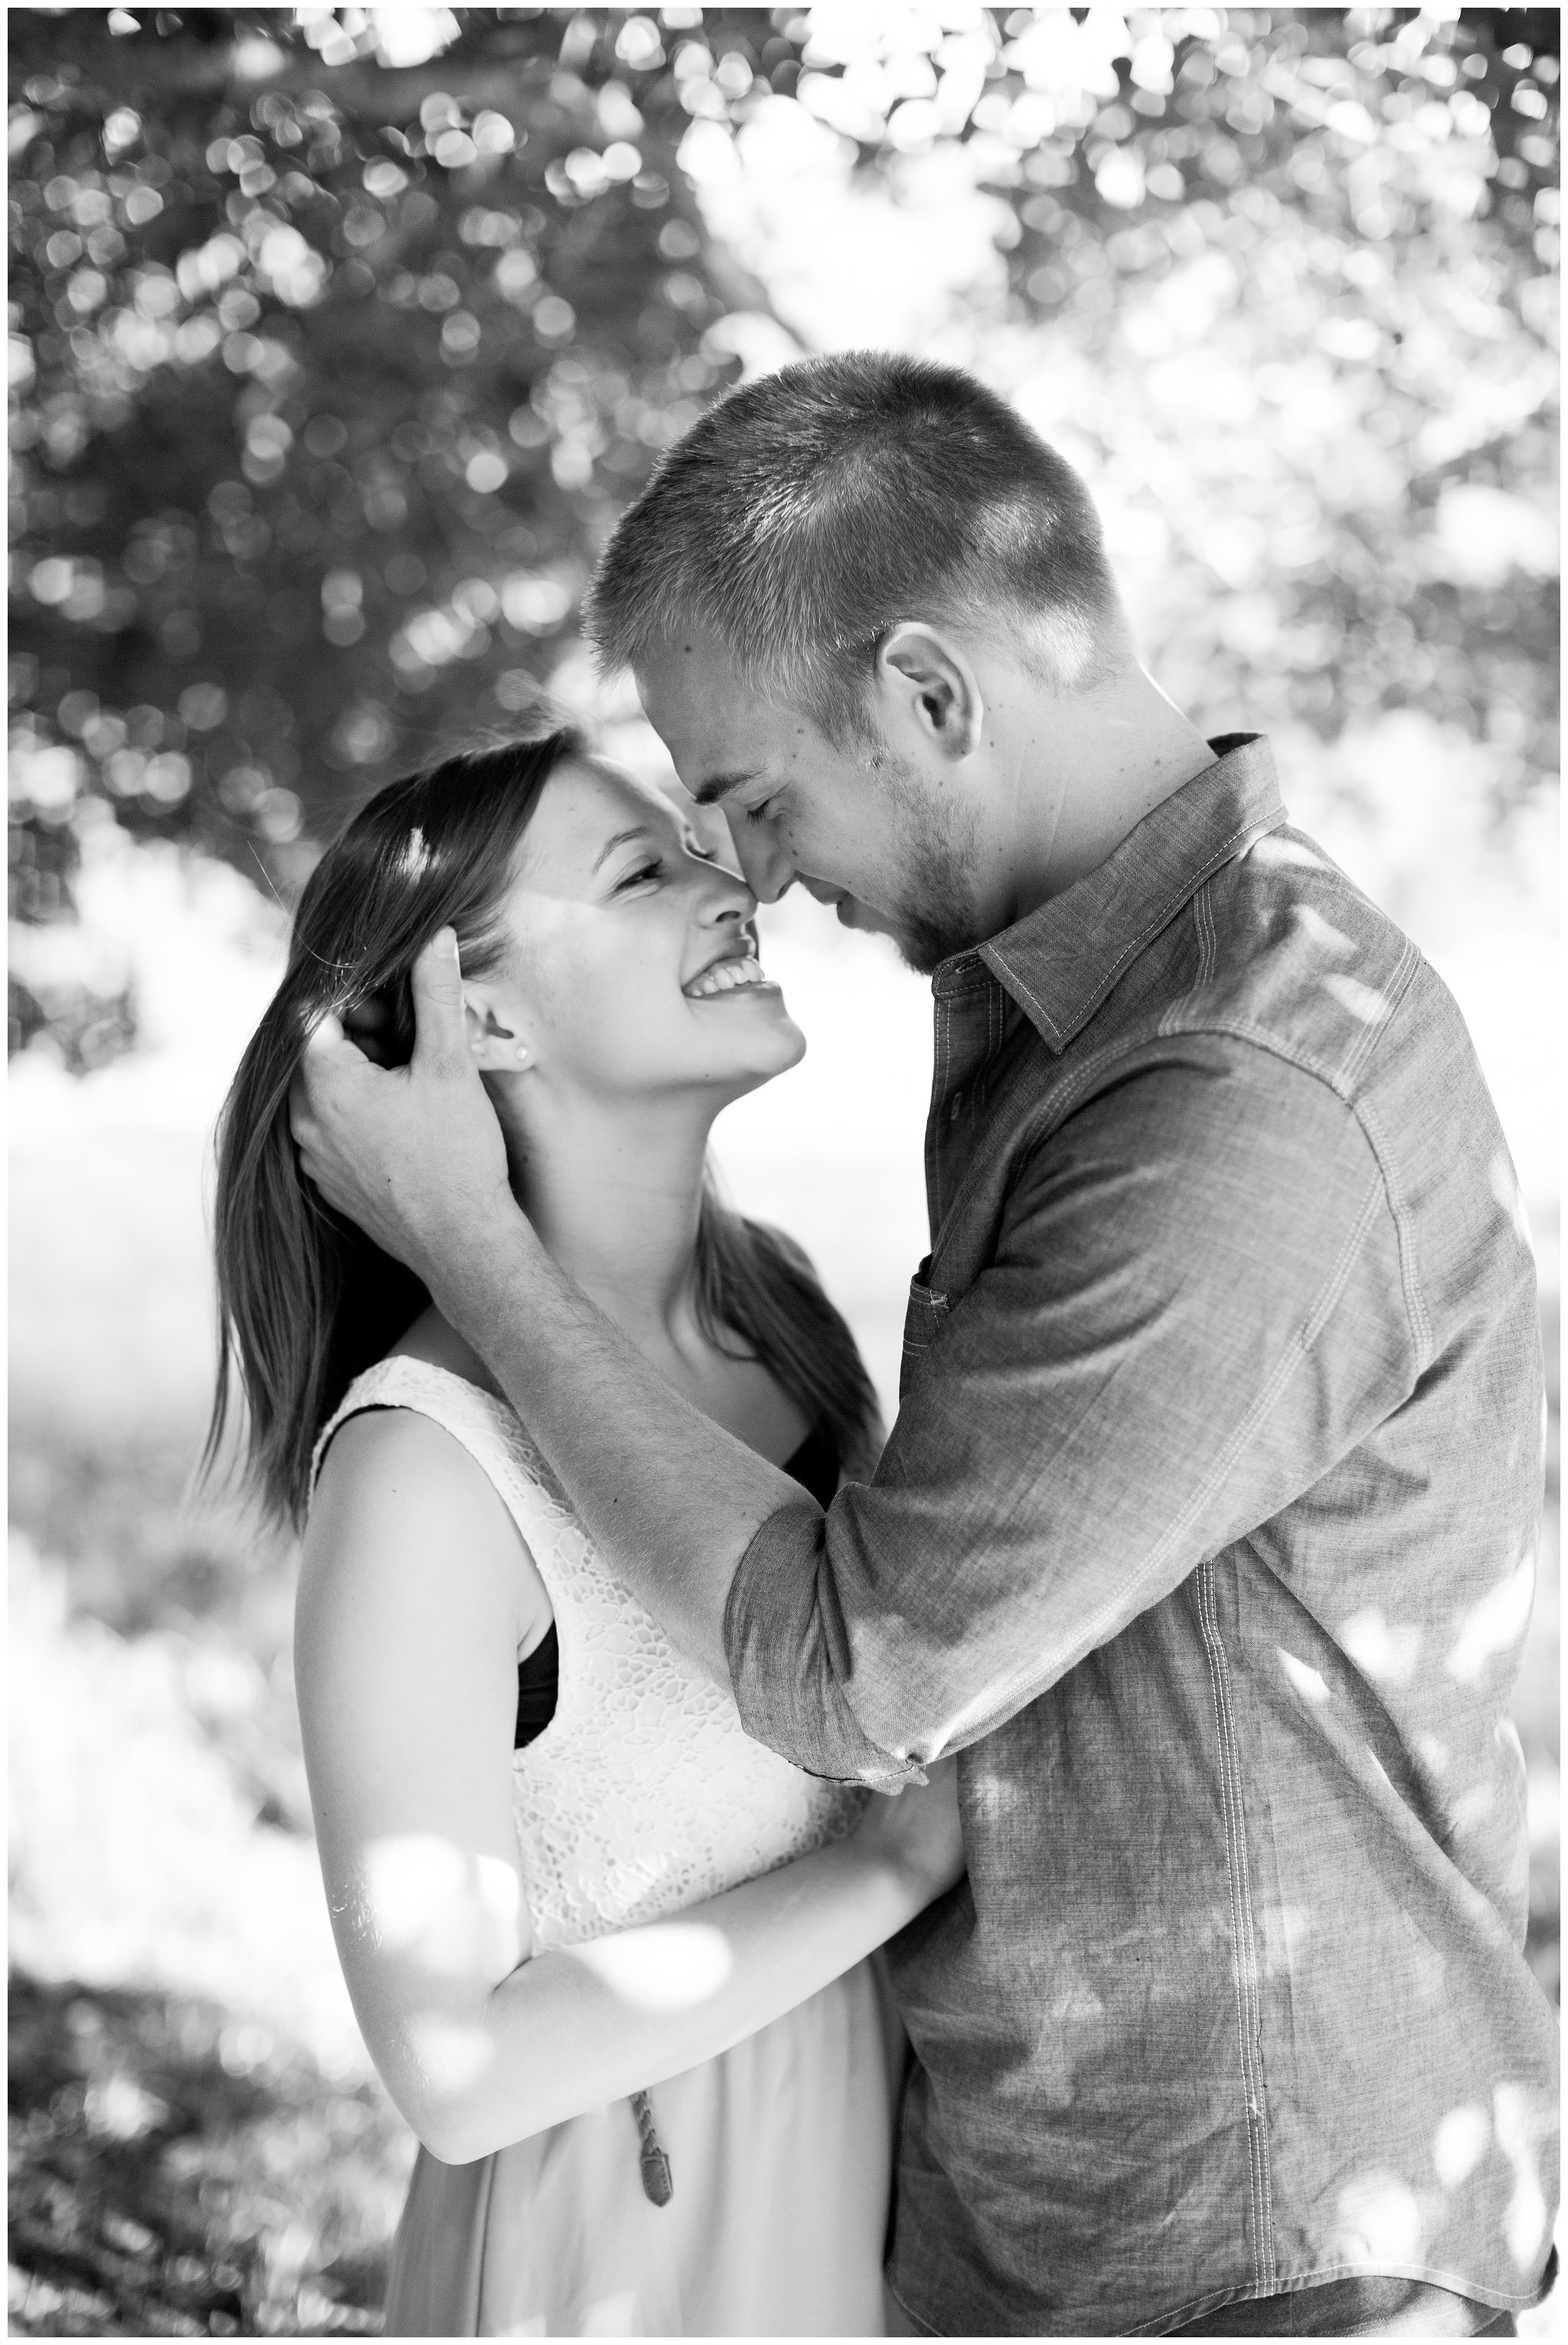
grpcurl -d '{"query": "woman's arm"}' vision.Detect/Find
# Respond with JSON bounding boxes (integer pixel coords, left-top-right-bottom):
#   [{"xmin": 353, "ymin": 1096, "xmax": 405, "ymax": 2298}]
[
  {"xmin": 297, "ymin": 1408, "xmax": 960, "ymax": 2167},
  {"xmin": 436, "ymin": 1780, "xmax": 954, "ymax": 2165}
]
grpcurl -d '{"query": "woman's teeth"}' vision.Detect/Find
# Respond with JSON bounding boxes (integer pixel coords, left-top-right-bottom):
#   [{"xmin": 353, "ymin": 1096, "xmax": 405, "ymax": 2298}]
[{"xmin": 684, "ymin": 954, "xmax": 768, "ymax": 999}]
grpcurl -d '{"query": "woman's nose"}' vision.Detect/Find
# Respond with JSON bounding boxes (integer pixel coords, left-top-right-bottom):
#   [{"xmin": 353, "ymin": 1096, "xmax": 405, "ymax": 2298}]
[{"xmin": 696, "ymin": 859, "xmax": 757, "ymax": 926}]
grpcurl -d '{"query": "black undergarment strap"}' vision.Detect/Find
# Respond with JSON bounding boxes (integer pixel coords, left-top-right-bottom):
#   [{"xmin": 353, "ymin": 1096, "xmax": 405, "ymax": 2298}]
[
  {"xmin": 513, "ymin": 1624, "xmax": 559, "ymax": 1749},
  {"xmin": 782, "ymin": 1422, "xmax": 841, "ymax": 1508},
  {"xmin": 512, "ymin": 1428, "xmax": 839, "ymax": 1751}
]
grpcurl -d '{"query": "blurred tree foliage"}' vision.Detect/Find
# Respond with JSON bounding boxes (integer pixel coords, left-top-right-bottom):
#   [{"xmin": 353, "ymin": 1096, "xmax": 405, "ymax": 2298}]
[
  {"xmin": 10, "ymin": 1969, "xmax": 402, "ymax": 2336},
  {"xmin": 746, "ymin": 2, "xmax": 1559, "ymax": 849},
  {"xmin": 7, "ymin": 3, "xmax": 773, "ymax": 1061},
  {"xmin": 8, "ymin": 5, "xmax": 1560, "ymax": 1065}
]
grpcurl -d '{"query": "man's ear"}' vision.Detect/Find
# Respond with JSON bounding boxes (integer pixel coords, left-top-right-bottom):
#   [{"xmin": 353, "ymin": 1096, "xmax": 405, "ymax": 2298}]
[
  {"xmin": 874, "ymin": 623, "xmax": 985, "ymax": 761},
  {"xmin": 462, "ymin": 991, "xmax": 531, "ymax": 1071}
]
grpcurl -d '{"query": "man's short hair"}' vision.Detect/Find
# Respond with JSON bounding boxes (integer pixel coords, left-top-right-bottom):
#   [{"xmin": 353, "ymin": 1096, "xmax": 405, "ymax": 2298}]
[{"xmin": 584, "ymin": 352, "xmax": 1127, "ymax": 738}]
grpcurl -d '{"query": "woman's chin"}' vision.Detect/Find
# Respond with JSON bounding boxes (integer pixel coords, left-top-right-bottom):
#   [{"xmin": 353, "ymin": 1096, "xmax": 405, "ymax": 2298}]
[
  {"xmin": 712, "ymin": 1012, "xmax": 808, "ymax": 1093},
  {"xmin": 702, "ymin": 988, "xmax": 806, "ymax": 1070},
  {"xmin": 756, "ymin": 995, "xmax": 807, "ymax": 1062},
  {"xmin": 770, "ymin": 1016, "xmax": 808, "ymax": 1074}
]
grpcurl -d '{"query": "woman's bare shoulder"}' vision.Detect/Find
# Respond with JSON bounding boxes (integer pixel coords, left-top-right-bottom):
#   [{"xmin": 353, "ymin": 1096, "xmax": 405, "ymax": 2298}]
[{"xmin": 305, "ymin": 1403, "xmax": 550, "ymax": 1647}]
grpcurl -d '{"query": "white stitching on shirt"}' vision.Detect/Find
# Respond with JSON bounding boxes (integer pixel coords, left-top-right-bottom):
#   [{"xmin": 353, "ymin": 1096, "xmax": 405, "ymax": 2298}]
[
  {"xmin": 1335, "ymin": 935, "xmax": 1418, "ymax": 1093},
  {"xmin": 1301, "ymin": 1176, "xmax": 1387, "ymax": 1349},
  {"xmin": 991, "ymin": 814, "xmax": 1279, "ymax": 1046},
  {"xmin": 1354, "ymin": 1095, "xmax": 1433, "ymax": 1367},
  {"xmin": 929, "ymin": 994, "xmax": 952, "ymax": 1232},
  {"xmin": 1197, "ymin": 1557, "xmax": 1277, "ymax": 2293},
  {"xmin": 1125, "ymin": 2264, "xmax": 1549, "ymax": 2337},
  {"xmin": 1198, "ymin": 880, "xmax": 1220, "ymax": 986},
  {"xmin": 1157, "ymin": 885, "xmax": 1220, "ymax": 1040},
  {"xmin": 926, "ymin": 1017, "xmax": 1346, "ymax": 1265},
  {"xmin": 921, "ymin": 1009, "xmax": 1422, "ymax": 1385},
  {"xmin": 932, "ymin": 1171, "xmax": 1387, "ymax": 1751},
  {"xmin": 1196, "ymin": 1565, "xmax": 1259, "ymax": 2270}
]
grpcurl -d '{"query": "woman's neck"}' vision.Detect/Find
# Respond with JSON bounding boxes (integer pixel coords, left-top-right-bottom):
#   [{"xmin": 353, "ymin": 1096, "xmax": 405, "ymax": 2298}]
[
  {"xmin": 399, "ymin": 1087, "xmax": 718, "ymax": 1394},
  {"xmin": 498, "ymin": 1085, "xmax": 714, "ymax": 1350}
]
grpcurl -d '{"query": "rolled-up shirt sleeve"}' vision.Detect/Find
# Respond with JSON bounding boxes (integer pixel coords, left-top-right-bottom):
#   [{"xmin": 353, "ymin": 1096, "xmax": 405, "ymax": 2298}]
[{"xmin": 723, "ymin": 1038, "xmax": 1416, "ymax": 1787}]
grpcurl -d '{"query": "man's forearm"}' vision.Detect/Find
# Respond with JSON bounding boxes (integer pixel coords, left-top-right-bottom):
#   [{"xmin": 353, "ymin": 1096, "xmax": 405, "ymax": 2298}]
[{"xmin": 430, "ymin": 1200, "xmax": 808, "ymax": 1686}]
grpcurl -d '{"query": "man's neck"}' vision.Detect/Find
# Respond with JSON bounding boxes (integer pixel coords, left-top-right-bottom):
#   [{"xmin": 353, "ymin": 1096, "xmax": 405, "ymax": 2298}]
[{"xmin": 986, "ymin": 665, "xmax": 1217, "ymax": 927}]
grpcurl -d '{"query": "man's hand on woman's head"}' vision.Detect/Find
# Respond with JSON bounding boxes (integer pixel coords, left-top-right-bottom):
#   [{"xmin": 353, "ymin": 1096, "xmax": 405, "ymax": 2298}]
[
  {"xmin": 289, "ymin": 927, "xmax": 518, "ymax": 1292},
  {"xmin": 338, "ymin": 986, "xmax": 399, "ymax": 1069}
]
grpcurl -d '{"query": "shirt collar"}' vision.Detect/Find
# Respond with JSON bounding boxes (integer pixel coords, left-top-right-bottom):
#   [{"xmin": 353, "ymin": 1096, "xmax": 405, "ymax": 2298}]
[{"xmin": 941, "ymin": 733, "xmax": 1286, "ymax": 1055}]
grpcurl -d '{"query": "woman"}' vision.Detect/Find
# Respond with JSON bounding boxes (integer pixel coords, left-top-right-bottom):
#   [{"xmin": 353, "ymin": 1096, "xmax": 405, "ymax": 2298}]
[{"xmin": 207, "ymin": 728, "xmax": 962, "ymax": 2337}]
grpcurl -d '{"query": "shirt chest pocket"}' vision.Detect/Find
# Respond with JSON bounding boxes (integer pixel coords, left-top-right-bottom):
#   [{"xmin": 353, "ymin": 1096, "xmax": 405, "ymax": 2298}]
[{"xmin": 900, "ymin": 1259, "xmax": 952, "ymax": 1402}]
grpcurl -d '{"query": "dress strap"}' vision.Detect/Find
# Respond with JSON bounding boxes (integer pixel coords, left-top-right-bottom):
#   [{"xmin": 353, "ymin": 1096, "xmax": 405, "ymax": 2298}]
[{"xmin": 309, "ymin": 1355, "xmax": 539, "ymax": 1511}]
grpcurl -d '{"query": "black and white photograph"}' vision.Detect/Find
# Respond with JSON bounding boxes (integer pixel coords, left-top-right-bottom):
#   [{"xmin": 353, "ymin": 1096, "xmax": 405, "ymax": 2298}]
[{"xmin": 8, "ymin": 5, "xmax": 1560, "ymax": 2337}]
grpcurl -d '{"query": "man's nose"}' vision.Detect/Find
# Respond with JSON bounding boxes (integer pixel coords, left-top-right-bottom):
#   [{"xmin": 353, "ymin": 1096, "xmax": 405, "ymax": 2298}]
[{"xmin": 722, "ymin": 807, "xmax": 796, "ymax": 903}]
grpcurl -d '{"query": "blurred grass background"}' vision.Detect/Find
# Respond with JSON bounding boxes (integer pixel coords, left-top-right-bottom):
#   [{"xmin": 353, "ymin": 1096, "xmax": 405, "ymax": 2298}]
[{"xmin": 8, "ymin": 5, "xmax": 1559, "ymax": 2335}]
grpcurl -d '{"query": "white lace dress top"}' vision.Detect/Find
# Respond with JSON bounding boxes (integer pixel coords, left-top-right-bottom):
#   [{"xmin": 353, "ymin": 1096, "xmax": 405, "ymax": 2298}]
[{"xmin": 312, "ymin": 1355, "xmax": 865, "ymax": 1951}]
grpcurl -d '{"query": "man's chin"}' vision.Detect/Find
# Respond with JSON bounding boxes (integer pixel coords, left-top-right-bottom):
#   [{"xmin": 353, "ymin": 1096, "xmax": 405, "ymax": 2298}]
[
  {"xmin": 802, "ymin": 883, "xmax": 966, "ymax": 975},
  {"xmin": 827, "ymin": 893, "xmax": 948, "ymax": 975}
]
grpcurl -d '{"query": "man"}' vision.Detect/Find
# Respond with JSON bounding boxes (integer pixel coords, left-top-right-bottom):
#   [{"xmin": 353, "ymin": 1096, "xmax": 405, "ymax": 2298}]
[{"xmin": 296, "ymin": 355, "xmax": 1557, "ymax": 2336}]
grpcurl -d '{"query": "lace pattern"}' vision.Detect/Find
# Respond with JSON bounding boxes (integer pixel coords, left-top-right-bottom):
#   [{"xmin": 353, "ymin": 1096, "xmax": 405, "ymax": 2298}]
[{"xmin": 311, "ymin": 1356, "xmax": 865, "ymax": 1950}]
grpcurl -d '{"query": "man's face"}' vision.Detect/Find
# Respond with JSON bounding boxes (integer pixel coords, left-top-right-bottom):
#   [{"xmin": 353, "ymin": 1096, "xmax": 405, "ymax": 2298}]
[{"xmin": 635, "ymin": 628, "xmax": 984, "ymax": 974}]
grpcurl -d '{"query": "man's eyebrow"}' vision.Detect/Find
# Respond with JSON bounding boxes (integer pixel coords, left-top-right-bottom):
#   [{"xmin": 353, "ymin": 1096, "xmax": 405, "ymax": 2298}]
[
  {"xmin": 591, "ymin": 824, "xmax": 652, "ymax": 872},
  {"xmin": 691, "ymin": 771, "xmax": 758, "ymax": 807}
]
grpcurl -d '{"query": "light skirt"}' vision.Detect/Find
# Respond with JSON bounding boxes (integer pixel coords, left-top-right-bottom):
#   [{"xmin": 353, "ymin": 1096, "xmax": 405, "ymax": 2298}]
[{"xmin": 385, "ymin": 1958, "xmax": 900, "ymax": 2337}]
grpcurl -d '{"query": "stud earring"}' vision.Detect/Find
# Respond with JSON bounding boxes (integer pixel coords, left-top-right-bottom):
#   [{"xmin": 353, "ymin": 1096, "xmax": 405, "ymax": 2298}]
[{"xmin": 514, "ymin": 1045, "xmax": 530, "ymax": 1065}]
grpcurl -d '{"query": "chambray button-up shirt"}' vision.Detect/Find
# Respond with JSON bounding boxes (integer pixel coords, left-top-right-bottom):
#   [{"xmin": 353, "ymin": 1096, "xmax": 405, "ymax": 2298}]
[{"xmin": 724, "ymin": 737, "xmax": 1557, "ymax": 2337}]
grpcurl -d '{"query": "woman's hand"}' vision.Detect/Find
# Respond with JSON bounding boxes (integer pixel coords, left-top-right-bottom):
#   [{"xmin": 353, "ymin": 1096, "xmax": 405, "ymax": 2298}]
[{"xmin": 851, "ymin": 1757, "xmax": 965, "ymax": 1905}]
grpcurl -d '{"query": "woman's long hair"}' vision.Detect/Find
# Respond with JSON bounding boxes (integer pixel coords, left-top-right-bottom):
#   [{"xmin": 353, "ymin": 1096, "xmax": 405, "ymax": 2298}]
[{"xmin": 207, "ymin": 731, "xmax": 883, "ymax": 1532}]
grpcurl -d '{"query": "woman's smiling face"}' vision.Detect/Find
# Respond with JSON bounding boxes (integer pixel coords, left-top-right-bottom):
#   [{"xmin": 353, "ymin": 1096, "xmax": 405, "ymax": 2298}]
[{"xmin": 465, "ymin": 760, "xmax": 805, "ymax": 1104}]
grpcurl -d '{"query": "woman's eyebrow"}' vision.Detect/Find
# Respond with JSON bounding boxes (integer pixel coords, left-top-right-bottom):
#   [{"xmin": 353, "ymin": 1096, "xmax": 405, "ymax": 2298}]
[{"xmin": 591, "ymin": 825, "xmax": 653, "ymax": 872}]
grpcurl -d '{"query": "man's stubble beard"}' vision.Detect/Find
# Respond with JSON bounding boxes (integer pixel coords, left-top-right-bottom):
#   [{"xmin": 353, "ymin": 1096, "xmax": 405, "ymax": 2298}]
[{"xmin": 871, "ymin": 747, "xmax": 988, "ymax": 976}]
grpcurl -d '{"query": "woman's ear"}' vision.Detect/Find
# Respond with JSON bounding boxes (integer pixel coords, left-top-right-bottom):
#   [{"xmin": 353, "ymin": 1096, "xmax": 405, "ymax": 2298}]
[{"xmin": 463, "ymin": 991, "xmax": 531, "ymax": 1070}]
